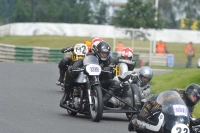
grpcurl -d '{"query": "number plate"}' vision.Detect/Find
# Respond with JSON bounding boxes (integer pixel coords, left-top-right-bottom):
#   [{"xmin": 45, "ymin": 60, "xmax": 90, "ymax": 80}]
[
  {"xmin": 173, "ymin": 105, "xmax": 188, "ymax": 116},
  {"xmin": 171, "ymin": 124, "xmax": 189, "ymax": 133},
  {"xmin": 74, "ymin": 43, "xmax": 88, "ymax": 55},
  {"xmin": 86, "ymin": 64, "xmax": 101, "ymax": 75}
]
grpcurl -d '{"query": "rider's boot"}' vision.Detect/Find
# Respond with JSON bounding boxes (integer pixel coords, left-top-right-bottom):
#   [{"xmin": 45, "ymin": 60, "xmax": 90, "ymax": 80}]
[
  {"xmin": 56, "ymin": 70, "xmax": 65, "ymax": 86},
  {"xmin": 60, "ymin": 84, "xmax": 71, "ymax": 109},
  {"xmin": 129, "ymin": 114, "xmax": 146, "ymax": 131},
  {"xmin": 103, "ymin": 89, "xmax": 114, "ymax": 110},
  {"xmin": 128, "ymin": 115, "xmax": 139, "ymax": 131}
]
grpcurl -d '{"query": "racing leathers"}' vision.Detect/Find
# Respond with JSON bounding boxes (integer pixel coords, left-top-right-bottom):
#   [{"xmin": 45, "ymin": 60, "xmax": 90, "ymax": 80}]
[
  {"xmin": 128, "ymin": 88, "xmax": 200, "ymax": 132},
  {"xmin": 59, "ymin": 53, "xmax": 121, "ymax": 109},
  {"xmin": 171, "ymin": 88, "xmax": 200, "ymax": 128},
  {"xmin": 56, "ymin": 46, "xmax": 74, "ymax": 85}
]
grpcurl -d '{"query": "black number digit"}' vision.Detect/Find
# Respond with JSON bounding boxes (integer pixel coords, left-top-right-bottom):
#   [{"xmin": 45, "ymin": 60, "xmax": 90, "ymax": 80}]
[
  {"xmin": 82, "ymin": 45, "xmax": 86, "ymax": 54},
  {"xmin": 176, "ymin": 127, "xmax": 181, "ymax": 133},
  {"xmin": 75, "ymin": 47, "xmax": 81, "ymax": 53},
  {"xmin": 183, "ymin": 128, "xmax": 188, "ymax": 133}
]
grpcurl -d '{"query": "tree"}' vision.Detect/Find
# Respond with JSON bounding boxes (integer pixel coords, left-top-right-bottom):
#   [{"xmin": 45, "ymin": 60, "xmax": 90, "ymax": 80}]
[
  {"xmin": 158, "ymin": 0, "xmax": 200, "ymax": 29},
  {"xmin": 111, "ymin": 0, "xmax": 163, "ymax": 29}
]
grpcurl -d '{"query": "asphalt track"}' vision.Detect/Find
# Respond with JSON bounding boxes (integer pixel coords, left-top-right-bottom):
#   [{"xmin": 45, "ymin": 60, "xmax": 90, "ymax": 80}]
[{"xmin": 0, "ymin": 62, "xmax": 171, "ymax": 133}]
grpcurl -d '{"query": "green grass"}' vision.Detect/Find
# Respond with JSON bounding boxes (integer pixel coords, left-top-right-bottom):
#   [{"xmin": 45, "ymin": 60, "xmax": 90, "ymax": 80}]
[
  {"xmin": 150, "ymin": 68, "xmax": 200, "ymax": 117},
  {"xmin": 0, "ymin": 35, "xmax": 200, "ymax": 63}
]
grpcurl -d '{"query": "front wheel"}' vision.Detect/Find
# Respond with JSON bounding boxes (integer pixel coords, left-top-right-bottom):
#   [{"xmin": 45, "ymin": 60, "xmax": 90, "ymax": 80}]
[{"xmin": 89, "ymin": 85, "xmax": 103, "ymax": 122}]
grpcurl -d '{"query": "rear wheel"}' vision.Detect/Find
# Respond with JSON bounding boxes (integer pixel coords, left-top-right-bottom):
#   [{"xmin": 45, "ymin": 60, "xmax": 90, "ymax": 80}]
[{"xmin": 89, "ymin": 85, "xmax": 103, "ymax": 122}]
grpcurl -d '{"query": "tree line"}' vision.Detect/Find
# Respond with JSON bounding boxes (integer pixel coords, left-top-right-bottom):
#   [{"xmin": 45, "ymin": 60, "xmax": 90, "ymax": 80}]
[{"xmin": 0, "ymin": 0, "xmax": 199, "ymax": 30}]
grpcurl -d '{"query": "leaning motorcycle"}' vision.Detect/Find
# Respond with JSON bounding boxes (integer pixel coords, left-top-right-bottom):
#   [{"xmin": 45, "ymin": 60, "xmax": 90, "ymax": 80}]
[
  {"xmin": 64, "ymin": 55, "xmax": 103, "ymax": 122},
  {"xmin": 101, "ymin": 60, "xmax": 141, "ymax": 120},
  {"xmin": 133, "ymin": 91, "xmax": 191, "ymax": 133}
]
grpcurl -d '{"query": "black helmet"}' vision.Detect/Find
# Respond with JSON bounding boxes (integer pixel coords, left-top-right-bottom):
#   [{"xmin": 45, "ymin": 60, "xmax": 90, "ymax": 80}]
[
  {"xmin": 185, "ymin": 83, "xmax": 200, "ymax": 106},
  {"xmin": 95, "ymin": 41, "xmax": 111, "ymax": 61},
  {"xmin": 138, "ymin": 66, "xmax": 153, "ymax": 84}
]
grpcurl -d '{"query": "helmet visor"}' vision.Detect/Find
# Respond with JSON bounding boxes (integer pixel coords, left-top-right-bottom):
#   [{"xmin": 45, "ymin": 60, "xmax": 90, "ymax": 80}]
[
  {"xmin": 100, "ymin": 51, "xmax": 109, "ymax": 58},
  {"xmin": 140, "ymin": 75, "xmax": 151, "ymax": 84},
  {"xmin": 189, "ymin": 91, "xmax": 200, "ymax": 104},
  {"xmin": 122, "ymin": 56, "xmax": 132, "ymax": 60}
]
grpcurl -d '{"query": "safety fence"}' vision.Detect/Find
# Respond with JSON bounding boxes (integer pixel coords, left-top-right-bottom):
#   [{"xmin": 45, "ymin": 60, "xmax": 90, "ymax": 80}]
[
  {"xmin": 0, "ymin": 43, "xmax": 171, "ymax": 67},
  {"xmin": 0, "ymin": 43, "xmax": 64, "ymax": 63}
]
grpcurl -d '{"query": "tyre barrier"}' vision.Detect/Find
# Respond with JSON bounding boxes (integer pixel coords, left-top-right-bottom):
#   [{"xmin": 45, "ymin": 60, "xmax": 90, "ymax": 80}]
[{"xmin": 0, "ymin": 44, "xmax": 64, "ymax": 63}]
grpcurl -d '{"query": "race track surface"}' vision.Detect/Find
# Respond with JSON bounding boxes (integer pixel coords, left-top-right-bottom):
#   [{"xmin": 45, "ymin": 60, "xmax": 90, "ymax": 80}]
[{"xmin": 0, "ymin": 62, "xmax": 135, "ymax": 133}]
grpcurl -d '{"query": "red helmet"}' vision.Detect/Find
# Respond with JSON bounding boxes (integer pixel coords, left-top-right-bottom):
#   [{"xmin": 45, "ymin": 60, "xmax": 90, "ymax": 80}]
[
  {"xmin": 91, "ymin": 38, "xmax": 103, "ymax": 52},
  {"xmin": 121, "ymin": 47, "xmax": 134, "ymax": 60}
]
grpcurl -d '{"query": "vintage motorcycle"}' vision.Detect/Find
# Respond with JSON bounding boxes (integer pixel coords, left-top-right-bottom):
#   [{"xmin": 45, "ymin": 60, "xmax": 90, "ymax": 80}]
[
  {"xmin": 63, "ymin": 54, "xmax": 103, "ymax": 122},
  {"xmin": 133, "ymin": 91, "xmax": 191, "ymax": 133},
  {"xmin": 101, "ymin": 60, "xmax": 141, "ymax": 120}
]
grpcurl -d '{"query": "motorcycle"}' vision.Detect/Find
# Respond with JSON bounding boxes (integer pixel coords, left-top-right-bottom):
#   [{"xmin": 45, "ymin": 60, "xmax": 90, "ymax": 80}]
[
  {"xmin": 63, "ymin": 54, "xmax": 103, "ymax": 122},
  {"xmin": 133, "ymin": 91, "xmax": 191, "ymax": 133},
  {"xmin": 101, "ymin": 60, "xmax": 141, "ymax": 120}
]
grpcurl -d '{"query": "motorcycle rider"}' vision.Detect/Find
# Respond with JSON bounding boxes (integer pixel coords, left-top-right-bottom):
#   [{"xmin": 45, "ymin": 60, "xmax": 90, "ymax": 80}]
[
  {"xmin": 120, "ymin": 66, "xmax": 153, "ymax": 100},
  {"xmin": 128, "ymin": 83, "xmax": 200, "ymax": 132},
  {"xmin": 115, "ymin": 47, "xmax": 136, "ymax": 71},
  {"xmin": 56, "ymin": 39, "xmax": 101, "ymax": 86},
  {"xmin": 59, "ymin": 41, "xmax": 120, "ymax": 110}
]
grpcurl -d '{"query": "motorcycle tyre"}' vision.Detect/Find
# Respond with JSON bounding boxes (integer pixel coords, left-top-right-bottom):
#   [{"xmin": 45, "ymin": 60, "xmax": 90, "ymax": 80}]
[{"xmin": 89, "ymin": 85, "xmax": 103, "ymax": 122}]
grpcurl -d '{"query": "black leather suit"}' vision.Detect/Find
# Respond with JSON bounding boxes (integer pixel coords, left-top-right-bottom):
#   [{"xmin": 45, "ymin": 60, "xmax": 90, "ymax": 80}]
[
  {"xmin": 64, "ymin": 53, "xmax": 121, "ymax": 105},
  {"xmin": 58, "ymin": 46, "xmax": 74, "ymax": 72}
]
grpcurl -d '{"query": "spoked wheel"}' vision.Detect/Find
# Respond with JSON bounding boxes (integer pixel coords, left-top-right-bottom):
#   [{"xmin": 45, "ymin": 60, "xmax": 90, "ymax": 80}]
[
  {"xmin": 126, "ymin": 112, "xmax": 134, "ymax": 121},
  {"xmin": 89, "ymin": 85, "xmax": 103, "ymax": 122}
]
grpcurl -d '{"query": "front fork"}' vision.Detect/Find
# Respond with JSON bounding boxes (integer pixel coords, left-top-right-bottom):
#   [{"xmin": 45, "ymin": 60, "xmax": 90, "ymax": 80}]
[{"xmin": 86, "ymin": 79, "xmax": 93, "ymax": 105}]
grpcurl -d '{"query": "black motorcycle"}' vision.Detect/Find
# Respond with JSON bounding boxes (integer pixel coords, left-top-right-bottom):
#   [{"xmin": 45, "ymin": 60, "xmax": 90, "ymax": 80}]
[
  {"xmin": 101, "ymin": 62, "xmax": 141, "ymax": 120},
  {"xmin": 63, "ymin": 55, "xmax": 103, "ymax": 122},
  {"xmin": 133, "ymin": 91, "xmax": 191, "ymax": 133}
]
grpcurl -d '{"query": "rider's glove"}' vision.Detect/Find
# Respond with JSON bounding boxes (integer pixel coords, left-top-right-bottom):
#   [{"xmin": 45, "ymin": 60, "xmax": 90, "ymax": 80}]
[
  {"xmin": 118, "ymin": 74, "xmax": 131, "ymax": 82},
  {"xmin": 61, "ymin": 46, "xmax": 74, "ymax": 53}
]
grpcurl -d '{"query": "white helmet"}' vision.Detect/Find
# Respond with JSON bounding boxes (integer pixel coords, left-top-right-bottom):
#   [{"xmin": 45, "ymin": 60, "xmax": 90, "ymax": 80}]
[{"xmin": 121, "ymin": 47, "xmax": 134, "ymax": 60}]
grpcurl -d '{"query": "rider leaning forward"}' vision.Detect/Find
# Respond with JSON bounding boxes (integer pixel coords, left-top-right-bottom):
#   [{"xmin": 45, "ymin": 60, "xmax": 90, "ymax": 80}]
[
  {"xmin": 128, "ymin": 83, "xmax": 200, "ymax": 132},
  {"xmin": 56, "ymin": 38, "xmax": 102, "ymax": 86},
  {"xmin": 59, "ymin": 40, "xmax": 121, "ymax": 110}
]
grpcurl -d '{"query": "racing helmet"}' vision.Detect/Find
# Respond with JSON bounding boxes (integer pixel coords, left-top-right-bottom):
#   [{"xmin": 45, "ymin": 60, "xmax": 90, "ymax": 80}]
[
  {"xmin": 185, "ymin": 83, "xmax": 200, "ymax": 106},
  {"xmin": 95, "ymin": 41, "xmax": 111, "ymax": 61},
  {"xmin": 84, "ymin": 41, "xmax": 92, "ymax": 53},
  {"xmin": 91, "ymin": 38, "xmax": 103, "ymax": 53},
  {"xmin": 121, "ymin": 47, "xmax": 134, "ymax": 60},
  {"xmin": 138, "ymin": 66, "xmax": 153, "ymax": 84}
]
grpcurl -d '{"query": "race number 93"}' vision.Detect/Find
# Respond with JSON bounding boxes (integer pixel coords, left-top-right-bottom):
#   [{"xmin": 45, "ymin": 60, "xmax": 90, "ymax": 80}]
[{"xmin": 171, "ymin": 124, "xmax": 189, "ymax": 133}]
